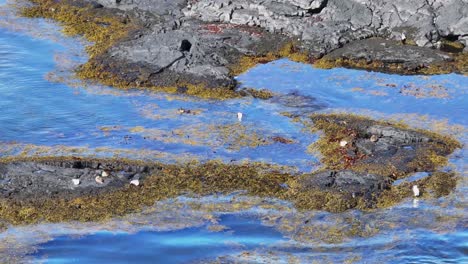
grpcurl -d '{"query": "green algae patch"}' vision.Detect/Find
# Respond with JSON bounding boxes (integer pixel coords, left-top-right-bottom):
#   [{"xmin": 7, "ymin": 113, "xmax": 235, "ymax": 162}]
[
  {"xmin": 306, "ymin": 113, "xmax": 461, "ymax": 178},
  {"xmin": 0, "ymin": 156, "xmax": 366, "ymax": 224},
  {"xmin": 127, "ymin": 123, "xmax": 281, "ymax": 150},
  {"xmin": 376, "ymin": 172, "xmax": 458, "ymax": 208},
  {"xmin": 287, "ymin": 113, "xmax": 461, "ymax": 210},
  {"xmin": 79, "ymin": 61, "xmax": 242, "ymax": 100},
  {"xmin": 18, "ymin": 0, "xmax": 282, "ymax": 100},
  {"xmin": 239, "ymin": 88, "xmax": 276, "ymax": 99},
  {"xmin": 19, "ymin": 0, "xmax": 240, "ymax": 100},
  {"xmin": 21, "ymin": 0, "xmax": 135, "ymax": 59},
  {"xmin": 285, "ymin": 178, "xmax": 362, "ymax": 212},
  {"xmin": 439, "ymin": 39, "xmax": 466, "ymax": 53},
  {"xmin": 314, "ymin": 52, "xmax": 468, "ymax": 76},
  {"xmin": 0, "ymin": 157, "xmax": 294, "ymax": 225},
  {"xmin": 229, "ymin": 42, "xmax": 310, "ymax": 76}
]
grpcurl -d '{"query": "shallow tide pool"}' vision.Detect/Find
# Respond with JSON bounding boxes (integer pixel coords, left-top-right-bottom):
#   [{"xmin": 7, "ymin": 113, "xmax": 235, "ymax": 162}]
[{"xmin": 0, "ymin": 1, "xmax": 467, "ymax": 263}]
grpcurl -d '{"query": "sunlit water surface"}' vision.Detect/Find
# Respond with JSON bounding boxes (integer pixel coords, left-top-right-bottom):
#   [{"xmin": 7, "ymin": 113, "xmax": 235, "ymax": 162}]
[{"xmin": 0, "ymin": 1, "xmax": 467, "ymax": 263}]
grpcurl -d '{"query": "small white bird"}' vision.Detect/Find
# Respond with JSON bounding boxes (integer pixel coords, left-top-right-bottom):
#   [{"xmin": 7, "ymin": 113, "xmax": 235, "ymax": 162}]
[
  {"xmin": 101, "ymin": 171, "xmax": 109, "ymax": 177},
  {"xmin": 339, "ymin": 140, "xmax": 348, "ymax": 147},
  {"xmin": 401, "ymin": 32, "xmax": 407, "ymax": 44},
  {"xmin": 237, "ymin": 112, "xmax": 243, "ymax": 122},
  {"xmin": 130, "ymin": 179, "xmax": 140, "ymax": 186},
  {"xmin": 95, "ymin": 176, "xmax": 104, "ymax": 184},
  {"xmin": 412, "ymin": 185, "xmax": 420, "ymax": 197},
  {"xmin": 72, "ymin": 179, "xmax": 81, "ymax": 186}
]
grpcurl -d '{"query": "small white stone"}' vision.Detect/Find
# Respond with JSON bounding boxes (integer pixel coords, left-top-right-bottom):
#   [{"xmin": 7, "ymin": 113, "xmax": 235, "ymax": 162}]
[
  {"xmin": 370, "ymin": 134, "xmax": 378, "ymax": 142},
  {"xmin": 130, "ymin": 179, "xmax": 140, "ymax": 186},
  {"xmin": 339, "ymin": 140, "xmax": 348, "ymax": 147},
  {"xmin": 237, "ymin": 112, "xmax": 243, "ymax": 122},
  {"xmin": 95, "ymin": 176, "xmax": 104, "ymax": 184},
  {"xmin": 72, "ymin": 179, "xmax": 80, "ymax": 185},
  {"xmin": 412, "ymin": 185, "xmax": 420, "ymax": 197},
  {"xmin": 101, "ymin": 171, "xmax": 109, "ymax": 177}
]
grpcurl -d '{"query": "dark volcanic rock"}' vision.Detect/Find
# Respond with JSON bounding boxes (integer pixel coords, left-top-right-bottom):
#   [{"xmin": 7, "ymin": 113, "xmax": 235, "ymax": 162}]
[
  {"xmin": 0, "ymin": 160, "xmax": 152, "ymax": 200},
  {"xmin": 300, "ymin": 170, "xmax": 392, "ymax": 197},
  {"xmin": 322, "ymin": 38, "xmax": 453, "ymax": 71},
  {"xmin": 105, "ymin": 18, "xmax": 290, "ymax": 88},
  {"xmin": 310, "ymin": 114, "xmax": 459, "ymax": 178},
  {"xmin": 71, "ymin": 0, "xmax": 467, "ymax": 90}
]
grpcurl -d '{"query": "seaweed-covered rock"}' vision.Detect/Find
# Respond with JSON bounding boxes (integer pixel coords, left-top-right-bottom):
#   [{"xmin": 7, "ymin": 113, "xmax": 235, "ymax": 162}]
[
  {"xmin": 309, "ymin": 114, "xmax": 460, "ymax": 178},
  {"xmin": 22, "ymin": 0, "xmax": 467, "ymax": 95},
  {"xmin": 299, "ymin": 170, "xmax": 392, "ymax": 197},
  {"xmin": 0, "ymin": 112, "xmax": 461, "ymax": 224}
]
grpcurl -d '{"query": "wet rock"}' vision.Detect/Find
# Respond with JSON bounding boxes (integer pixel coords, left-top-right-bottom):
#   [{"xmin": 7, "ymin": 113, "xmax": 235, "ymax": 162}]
[
  {"xmin": 116, "ymin": 171, "xmax": 135, "ymax": 179},
  {"xmin": 300, "ymin": 170, "xmax": 392, "ymax": 197},
  {"xmin": 309, "ymin": 113, "xmax": 460, "ymax": 180},
  {"xmin": 72, "ymin": 179, "xmax": 81, "ymax": 185},
  {"xmin": 321, "ymin": 38, "xmax": 453, "ymax": 72},
  {"xmin": 0, "ymin": 159, "xmax": 153, "ymax": 200}
]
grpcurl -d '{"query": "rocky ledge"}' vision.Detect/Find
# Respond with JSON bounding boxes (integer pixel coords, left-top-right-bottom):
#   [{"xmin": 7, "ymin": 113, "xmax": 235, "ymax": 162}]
[
  {"xmin": 0, "ymin": 114, "xmax": 460, "ymax": 224},
  {"xmin": 21, "ymin": 0, "xmax": 468, "ymax": 97}
]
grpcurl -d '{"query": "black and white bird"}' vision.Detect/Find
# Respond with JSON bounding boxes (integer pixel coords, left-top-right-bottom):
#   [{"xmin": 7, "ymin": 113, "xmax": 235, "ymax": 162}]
[{"xmin": 401, "ymin": 32, "xmax": 407, "ymax": 45}]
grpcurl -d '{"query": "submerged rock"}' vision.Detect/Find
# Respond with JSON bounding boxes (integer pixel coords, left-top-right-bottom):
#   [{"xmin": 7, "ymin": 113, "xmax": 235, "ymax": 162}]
[{"xmin": 72, "ymin": 179, "xmax": 81, "ymax": 185}]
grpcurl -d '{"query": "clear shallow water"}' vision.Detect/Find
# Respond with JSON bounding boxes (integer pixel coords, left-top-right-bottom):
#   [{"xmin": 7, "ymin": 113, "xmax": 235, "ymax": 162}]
[
  {"xmin": 237, "ymin": 59, "xmax": 468, "ymax": 125},
  {"xmin": 0, "ymin": 2, "xmax": 467, "ymax": 263}
]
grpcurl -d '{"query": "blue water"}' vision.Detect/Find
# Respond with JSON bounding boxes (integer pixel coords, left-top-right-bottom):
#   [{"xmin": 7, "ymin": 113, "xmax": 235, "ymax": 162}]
[
  {"xmin": 0, "ymin": 1, "xmax": 467, "ymax": 263},
  {"xmin": 33, "ymin": 214, "xmax": 286, "ymax": 264},
  {"xmin": 237, "ymin": 60, "xmax": 468, "ymax": 125}
]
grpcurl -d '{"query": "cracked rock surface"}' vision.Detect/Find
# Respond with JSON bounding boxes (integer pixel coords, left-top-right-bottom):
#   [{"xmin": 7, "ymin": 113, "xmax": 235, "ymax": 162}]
[
  {"xmin": 0, "ymin": 160, "xmax": 151, "ymax": 200},
  {"xmin": 76, "ymin": 0, "xmax": 467, "ymax": 90},
  {"xmin": 322, "ymin": 38, "xmax": 454, "ymax": 72},
  {"xmin": 185, "ymin": 0, "xmax": 468, "ymax": 52}
]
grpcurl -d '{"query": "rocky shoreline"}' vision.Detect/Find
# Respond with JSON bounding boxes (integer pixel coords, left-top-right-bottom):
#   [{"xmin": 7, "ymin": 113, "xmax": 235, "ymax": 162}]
[
  {"xmin": 20, "ymin": 0, "xmax": 468, "ymax": 98},
  {"xmin": 0, "ymin": 114, "xmax": 460, "ymax": 224},
  {"xmin": 2, "ymin": 0, "xmax": 464, "ymax": 225}
]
